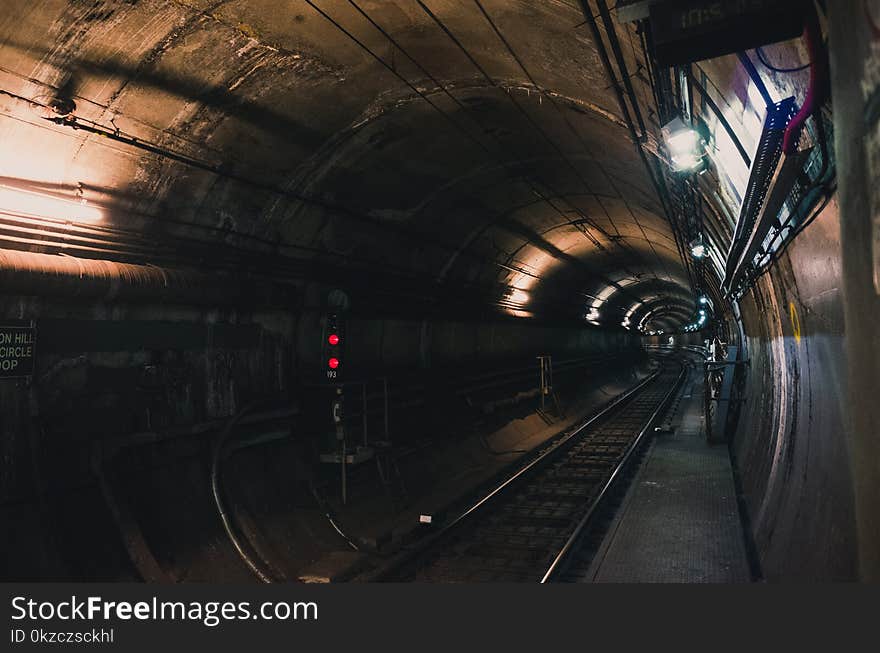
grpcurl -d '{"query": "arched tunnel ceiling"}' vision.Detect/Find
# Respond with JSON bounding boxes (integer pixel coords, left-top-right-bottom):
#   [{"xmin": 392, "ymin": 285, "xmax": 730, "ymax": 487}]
[{"xmin": 0, "ymin": 0, "xmax": 697, "ymax": 329}]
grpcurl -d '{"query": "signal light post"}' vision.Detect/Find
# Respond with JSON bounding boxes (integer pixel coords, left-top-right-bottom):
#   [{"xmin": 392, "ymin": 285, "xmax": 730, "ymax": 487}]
[
  {"xmin": 323, "ymin": 313, "xmax": 344, "ymax": 384},
  {"xmin": 323, "ymin": 312, "xmax": 348, "ymax": 502}
]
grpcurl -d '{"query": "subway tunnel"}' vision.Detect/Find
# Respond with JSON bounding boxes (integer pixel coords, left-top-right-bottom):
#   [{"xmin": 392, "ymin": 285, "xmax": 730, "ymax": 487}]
[{"xmin": 0, "ymin": 0, "xmax": 876, "ymax": 583}]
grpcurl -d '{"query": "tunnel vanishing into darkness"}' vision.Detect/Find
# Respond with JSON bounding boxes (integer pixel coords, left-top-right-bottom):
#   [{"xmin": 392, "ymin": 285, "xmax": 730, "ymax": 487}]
[{"xmin": 0, "ymin": 1, "xmax": 877, "ymax": 583}]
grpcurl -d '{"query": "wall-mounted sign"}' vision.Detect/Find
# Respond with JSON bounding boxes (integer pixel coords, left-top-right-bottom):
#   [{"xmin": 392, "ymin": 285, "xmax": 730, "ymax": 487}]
[
  {"xmin": 649, "ymin": 0, "xmax": 804, "ymax": 65},
  {"xmin": 0, "ymin": 323, "xmax": 36, "ymax": 378}
]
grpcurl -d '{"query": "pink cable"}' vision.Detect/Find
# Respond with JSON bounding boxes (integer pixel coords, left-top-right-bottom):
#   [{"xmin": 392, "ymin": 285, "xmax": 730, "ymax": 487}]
[{"xmin": 782, "ymin": 6, "xmax": 827, "ymax": 155}]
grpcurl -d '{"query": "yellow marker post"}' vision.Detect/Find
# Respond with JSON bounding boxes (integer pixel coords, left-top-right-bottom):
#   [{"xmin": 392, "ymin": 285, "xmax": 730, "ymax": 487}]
[{"xmin": 789, "ymin": 301, "xmax": 802, "ymax": 344}]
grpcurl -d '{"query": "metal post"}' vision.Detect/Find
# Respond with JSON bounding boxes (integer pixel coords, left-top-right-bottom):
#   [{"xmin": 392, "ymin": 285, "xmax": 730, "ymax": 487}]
[
  {"xmin": 383, "ymin": 376, "xmax": 389, "ymax": 441},
  {"xmin": 737, "ymin": 51, "xmax": 773, "ymax": 108},
  {"xmin": 341, "ymin": 439, "xmax": 347, "ymax": 505},
  {"xmin": 538, "ymin": 356, "xmax": 546, "ymax": 412},
  {"xmin": 708, "ymin": 345, "xmax": 739, "ymax": 443},
  {"xmin": 362, "ymin": 382, "xmax": 368, "ymax": 447},
  {"xmin": 332, "ymin": 387, "xmax": 347, "ymax": 504}
]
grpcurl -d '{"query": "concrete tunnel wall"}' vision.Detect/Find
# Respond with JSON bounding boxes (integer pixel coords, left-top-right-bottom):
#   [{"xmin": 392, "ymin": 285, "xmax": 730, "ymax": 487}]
[
  {"xmin": 0, "ymin": 286, "xmax": 644, "ymax": 579},
  {"xmin": 732, "ymin": 198, "xmax": 856, "ymax": 581},
  {"xmin": 0, "ymin": 1, "xmax": 872, "ymax": 581},
  {"xmin": 641, "ymin": 30, "xmax": 858, "ymax": 581},
  {"xmin": 1, "ymin": 229, "xmax": 863, "ymax": 583},
  {"xmin": 635, "ymin": 25, "xmax": 860, "ymax": 580}
]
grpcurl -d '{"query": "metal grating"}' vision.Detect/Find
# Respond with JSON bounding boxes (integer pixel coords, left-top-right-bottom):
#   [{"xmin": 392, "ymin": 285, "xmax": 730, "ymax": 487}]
[
  {"xmin": 730, "ymin": 109, "xmax": 836, "ymax": 296},
  {"xmin": 723, "ymin": 97, "xmax": 797, "ymax": 290},
  {"xmin": 759, "ymin": 109, "xmax": 835, "ymax": 262}
]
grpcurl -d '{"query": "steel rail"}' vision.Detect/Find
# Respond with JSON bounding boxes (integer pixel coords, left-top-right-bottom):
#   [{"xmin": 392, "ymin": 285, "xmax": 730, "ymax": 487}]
[
  {"xmin": 540, "ymin": 360, "xmax": 687, "ymax": 582},
  {"xmin": 370, "ymin": 363, "xmax": 667, "ymax": 580}
]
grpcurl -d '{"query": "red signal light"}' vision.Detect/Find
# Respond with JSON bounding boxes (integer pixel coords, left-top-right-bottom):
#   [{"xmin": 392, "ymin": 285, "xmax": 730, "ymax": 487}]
[
  {"xmin": 328, "ymin": 357, "xmax": 340, "ymax": 370},
  {"xmin": 328, "ymin": 334, "xmax": 340, "ymax": 346}
]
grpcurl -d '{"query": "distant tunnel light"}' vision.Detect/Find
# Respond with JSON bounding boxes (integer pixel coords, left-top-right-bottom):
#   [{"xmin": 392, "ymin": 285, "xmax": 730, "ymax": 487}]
[{"xmin": 0, "ymin": 184, "xmax": 102, "ymax": 222}]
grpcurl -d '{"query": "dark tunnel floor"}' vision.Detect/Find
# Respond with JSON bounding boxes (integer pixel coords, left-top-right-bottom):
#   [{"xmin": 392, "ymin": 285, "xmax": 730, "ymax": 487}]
[
  {"xmin": 296, "ymin": 359, "xmax": 658, "ymax": 582},
  {"xmin": 578, "ymin": 364, "xmax": 751, "ymax": 583}
]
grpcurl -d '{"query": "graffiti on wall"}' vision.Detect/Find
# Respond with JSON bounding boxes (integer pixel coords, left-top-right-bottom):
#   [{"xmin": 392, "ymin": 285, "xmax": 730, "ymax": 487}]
[{"xmin": 861, "ymin": 0, "xmax": 880, "ymax": 294}]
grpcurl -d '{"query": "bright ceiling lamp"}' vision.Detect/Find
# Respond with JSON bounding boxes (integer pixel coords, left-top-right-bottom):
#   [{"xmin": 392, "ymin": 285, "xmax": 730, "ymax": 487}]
[
  {"xmin": 0, "ymin": 184, "xmax": 101, "ymax": 222},
  {"xmin": 690, "ymin": 236, "xmax": 707, "ymax": 259},
  {"xmin": 662, "ymin": 117, "xmax": 705, "ymax": 172}
]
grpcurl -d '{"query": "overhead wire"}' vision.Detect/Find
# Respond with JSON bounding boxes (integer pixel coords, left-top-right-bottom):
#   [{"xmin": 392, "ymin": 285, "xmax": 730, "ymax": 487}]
[
  {"xmin": 414, "ymin": 0, "xmax": 633, "ymax": 243},
  {"xmin": 311, "ymin": 0, "xmax": 650, "ymax": 309},
  {"xmin": 470, "ymin": 0, "xmax": 676, "ymax": 289},
  {"xmin": 339, "ymin": 0, "xmax": 614, "ymax": 258},
  {"xmin": 406, "ymin": 0, "xmax": 660, "ymax": 307},
  {"xmin": 341, "ymin": 0, "xmax": 613, "ymax": 251},
  {"xmin": 3, "ymin": 1, "xmax": 681, "ymax": 321},
  {"xmin": 637, "ymin": 22, "xmax": 697, "ymax": 286},
  {"xmin": 755, "ymin": 47, "xmax": 811, "ymax": 74},
  {"xmin": 577, "ymin": 0, "xmax": 699, "ymax": 306},
  {"xmin": 0, "ymin": 87, "xmax": 586, "ymax": 313}
]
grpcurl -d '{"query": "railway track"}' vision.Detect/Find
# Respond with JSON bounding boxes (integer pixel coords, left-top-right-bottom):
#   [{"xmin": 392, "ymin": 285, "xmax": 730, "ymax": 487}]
[{"xmin": 371, "ymin": 358, "xmax": 686, "ymax": 582}]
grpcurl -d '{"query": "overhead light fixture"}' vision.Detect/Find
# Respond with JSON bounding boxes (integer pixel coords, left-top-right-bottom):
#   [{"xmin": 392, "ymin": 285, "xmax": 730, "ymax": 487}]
[
  {"xmin": 690, "ymin": 236, "xmax": 707, "ymax": 259},
  {"xmin": 0, "ymin": 184, "xmax": 102, "ymax": 222},
  {"xmin": 662, "ymin": 117, "xmax": 705, "ymax": 172}
]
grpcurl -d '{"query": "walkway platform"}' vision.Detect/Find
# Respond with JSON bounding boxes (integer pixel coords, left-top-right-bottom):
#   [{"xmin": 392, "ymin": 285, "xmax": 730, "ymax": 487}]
[{"xmin": 582, "ymin": 364, "xmax": 752, "ymax": 583}]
